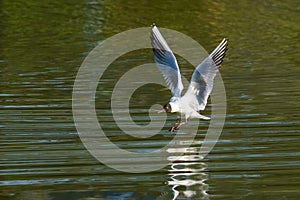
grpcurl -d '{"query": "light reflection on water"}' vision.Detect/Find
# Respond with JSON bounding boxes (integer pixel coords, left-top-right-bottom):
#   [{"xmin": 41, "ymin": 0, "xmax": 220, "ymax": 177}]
[{"xmin": 167, "ymin": 146, "xmax": 209, "ymax": 200}]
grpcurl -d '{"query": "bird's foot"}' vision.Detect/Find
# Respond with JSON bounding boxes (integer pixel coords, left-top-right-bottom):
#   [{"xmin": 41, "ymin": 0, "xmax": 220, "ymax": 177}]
[
  {"xmin": 169, "ymin": 118, "xmax": 181, "ymax": 132},
  {"xmin": 169, "ymin": 118, "xmax": 188, "ymax": 132}
]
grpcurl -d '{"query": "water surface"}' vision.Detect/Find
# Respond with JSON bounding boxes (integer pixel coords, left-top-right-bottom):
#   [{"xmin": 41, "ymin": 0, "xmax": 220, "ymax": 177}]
[{"xmin": 1, "ymin": 0, "xmax": 300, "ymax": 199}]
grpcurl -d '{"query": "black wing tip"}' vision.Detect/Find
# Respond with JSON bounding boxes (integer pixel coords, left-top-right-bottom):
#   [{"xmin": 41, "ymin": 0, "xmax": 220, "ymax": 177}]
[
  {"xmin": 221, "ymin": 37, "xmax": 228, "ymax": 43},
  {"xmin": 151, "ymin": 23, "xmax": 157, "ymax": 29},
  {"xmin": 211, "ymin": 37, "xmax": 229, "ymax": 67},
  {"xmin": 219, "ymin": 38, "xmax": 228, "ymax": 49}
]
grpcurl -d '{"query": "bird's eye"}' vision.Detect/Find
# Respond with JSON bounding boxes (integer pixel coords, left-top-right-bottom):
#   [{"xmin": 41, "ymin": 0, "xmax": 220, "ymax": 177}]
[{"xmin": 163, "ymin": 103, "xmax": 171, "ymax": 112}]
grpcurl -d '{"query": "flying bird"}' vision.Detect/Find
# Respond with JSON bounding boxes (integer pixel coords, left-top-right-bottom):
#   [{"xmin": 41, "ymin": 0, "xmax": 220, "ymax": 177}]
[{"xmin": 150, "ymin": 25, "xmax": 228, "ymax": 132}]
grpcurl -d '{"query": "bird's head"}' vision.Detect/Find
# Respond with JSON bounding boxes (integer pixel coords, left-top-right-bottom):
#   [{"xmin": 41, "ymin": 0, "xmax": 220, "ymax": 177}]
[
  {"xmin": 158, "ymin": 103, "xmax": 172, "ymax": 113},
  {"xmin": 163, "ymin": 103, "xmax": 172, "ymax": 112}
]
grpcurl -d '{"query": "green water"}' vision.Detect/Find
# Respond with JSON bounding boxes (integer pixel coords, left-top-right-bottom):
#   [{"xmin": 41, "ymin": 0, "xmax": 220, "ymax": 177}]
[{"xmin": 1, "ymin": 0, "xmax": 300, "ymax": 199}]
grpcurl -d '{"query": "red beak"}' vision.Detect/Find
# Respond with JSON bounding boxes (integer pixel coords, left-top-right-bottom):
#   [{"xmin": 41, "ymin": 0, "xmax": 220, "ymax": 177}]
[{"xmin": 158, "ymin": 109, "xmax": 165, "ymax": 113}]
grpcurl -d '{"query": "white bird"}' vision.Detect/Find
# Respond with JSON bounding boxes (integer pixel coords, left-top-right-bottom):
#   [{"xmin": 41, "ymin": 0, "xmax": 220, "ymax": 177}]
[{"xmin": 150, "ymin": 25, "xmax": 228, "ymax": 131}]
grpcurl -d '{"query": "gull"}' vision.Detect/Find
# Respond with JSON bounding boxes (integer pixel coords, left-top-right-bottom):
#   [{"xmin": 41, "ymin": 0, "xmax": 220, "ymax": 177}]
[{"xmin": 150, "ymin": 25, "xmax": 228, "ymax": 132}]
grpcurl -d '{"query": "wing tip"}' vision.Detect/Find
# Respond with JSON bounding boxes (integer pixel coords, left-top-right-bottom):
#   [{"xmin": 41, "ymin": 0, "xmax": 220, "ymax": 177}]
[
  {"xmin": 151, "ymin": 24, "xmax": 158, "ymax": 32},
  {"xmin": 210, "ymin": 37, "xmax": 229, "ymax": 68}
]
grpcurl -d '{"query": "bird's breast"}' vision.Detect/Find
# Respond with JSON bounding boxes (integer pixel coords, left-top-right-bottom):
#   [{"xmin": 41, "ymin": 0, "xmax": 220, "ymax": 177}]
[{"xmin": 169, "ymin": 102, "xmax": 181, "ymax": 113}]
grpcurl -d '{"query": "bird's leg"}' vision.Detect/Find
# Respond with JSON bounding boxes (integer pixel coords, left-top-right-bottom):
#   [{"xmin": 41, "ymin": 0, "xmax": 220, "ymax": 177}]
[
  {"xmin": 169, "ymin": 116, "xmax": 188, "ymax": 132},
  {"xmin": 169, "ymin": 116, "xmax": 181, "ymax": 132},
  {"xmin": 177, "ymin": 117, "xmax": 188, "ymax": 128},
  {"xmin": 177, "ymin": 117, "xmax": 187, "ymax": 130}
]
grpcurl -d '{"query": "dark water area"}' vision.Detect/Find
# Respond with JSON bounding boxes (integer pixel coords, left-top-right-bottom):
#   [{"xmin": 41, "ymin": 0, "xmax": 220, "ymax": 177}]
[{"xmin": 1, "ymin": 1, "xmax": 300, "ymax": 199}]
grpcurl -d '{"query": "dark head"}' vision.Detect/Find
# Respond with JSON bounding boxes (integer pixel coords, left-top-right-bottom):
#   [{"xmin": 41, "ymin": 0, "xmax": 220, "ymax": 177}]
[
  {"xmin": 163, "ymin": 103, "xmax": 172, "ymax": 113},
  {"xmin": 158, "ymin": 103, "xmax": 172, "ymax": 113}
]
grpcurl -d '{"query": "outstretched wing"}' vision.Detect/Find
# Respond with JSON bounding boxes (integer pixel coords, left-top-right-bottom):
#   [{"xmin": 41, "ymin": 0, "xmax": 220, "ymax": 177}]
[
  {"xmin": 150, "ymin": 25, "xmax": 183, "ymax": 99},
  {"xmin": 182, "ymin": 38, "xmax": 228, "ymax": 111}
]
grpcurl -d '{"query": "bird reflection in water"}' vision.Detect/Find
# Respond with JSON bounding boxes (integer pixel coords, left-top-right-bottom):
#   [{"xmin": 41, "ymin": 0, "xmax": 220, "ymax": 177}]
[{"xmin": 167, "ymin": 138, "xmax": 209, "ymax": 200}]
